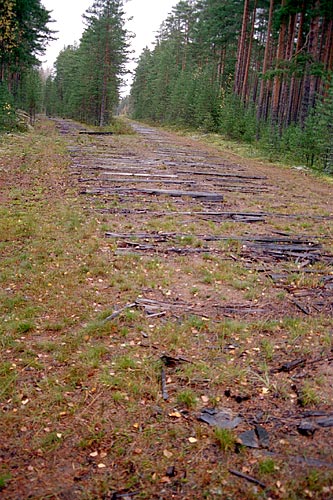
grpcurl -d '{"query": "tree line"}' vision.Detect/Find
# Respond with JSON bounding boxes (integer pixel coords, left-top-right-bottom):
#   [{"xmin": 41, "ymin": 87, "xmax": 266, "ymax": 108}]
[
  {"xmin": 0, "ymin": 0, "xmax": 53, "ymax": 130},
  {"xmin": 0, "ymin": 0, "xmax": 129, "ymax": 130},
  {"xmin": 130, "ymin": 0, "xmax": 333, "ymax": 172},
  {"xmin": 45, "ymin": 0, "xmax": 129, "ymax": 126}
]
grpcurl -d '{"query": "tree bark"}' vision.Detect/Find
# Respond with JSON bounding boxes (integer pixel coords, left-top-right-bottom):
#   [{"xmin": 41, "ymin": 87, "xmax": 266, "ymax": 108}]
[
  {"xmin": 257, "ymin": 0, "xmax": 274, "ymax": 122},
  {"xmin": 234, "ymin": 0, "xmax": 250, "ymax": 96},
  {"xmin": 271, "ymin": 0, "xmax": 287, "ymax": 126},
  {"xmin": 241, "ymin": 0, "xmax": 257, "ymax": 103},
  {"xmin": 308, "ymin": 1, "xmax": 321, "ymax": 110},
  {"xmin": 279, "ymin": 12, "xmax": 296, "ymax": 129}
]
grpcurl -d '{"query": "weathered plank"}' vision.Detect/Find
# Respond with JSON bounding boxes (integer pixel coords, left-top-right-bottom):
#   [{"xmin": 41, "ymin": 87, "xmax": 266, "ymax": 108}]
[
  {"xmin": 177, "ymin": 170, "xmax": 267, "ymax": 180},
  {"xmin": 83, "ymin": 187, "xmax": 224, "ymax": 201},
  {"xmin": 104, "ymin": 231, "xmax": 321, "ymax": 245},
  {"xmin": 79, "ymin": 131, "xmax": 114, "ymax": 135}
]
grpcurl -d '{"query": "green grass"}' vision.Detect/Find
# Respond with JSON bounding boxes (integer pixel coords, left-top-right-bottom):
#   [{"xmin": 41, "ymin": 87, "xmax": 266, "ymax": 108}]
[
  {"xmin": 299, "ymin": 380, "xmax": 322, "ymax": 407},
  {"xmin": 0, "ymin": 362, "xmax": 17, "ymax": 401},
  {"xmin": 0, "ymin": 472, "xmax": 11, "ymax": 490},
  {"xmin": 214, "ymin": 428, "xmax": 236, "ymax": 452},
  {"xmin": 177, "ymin": 389, "xmax": 198, "ymax": 409},
  {"xmin": 258, "ymin": 458, "xmax": 278, "ymax": 475}
]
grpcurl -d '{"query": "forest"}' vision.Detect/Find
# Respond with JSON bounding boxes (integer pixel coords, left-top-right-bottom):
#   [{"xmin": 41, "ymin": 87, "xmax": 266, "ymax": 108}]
[
  {"xmin": 0, "ymin": 0, "xmax": 332, "ymax": 172},
  {"xmin": 1, "ymin": 2, "xmax": 333, "ymax": 497},
  {"xmin": 130, "ymin": 0, "xmax": 333, "ymax": 172}
]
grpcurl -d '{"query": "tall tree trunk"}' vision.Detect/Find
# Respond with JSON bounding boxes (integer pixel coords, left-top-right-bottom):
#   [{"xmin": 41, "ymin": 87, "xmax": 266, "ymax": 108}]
[
  {"xmin": 217, "ymin": 47, "xmax": 226, "ymax": 86},
  {"xmin": 257, "ymin": 0, "xmax": 274, "ymax": 123},
  {"xmin": 241, "ymin": 0, "xmax": 257, "ymax": 103},
  {"xmin": 271, "ymin": 0, "xmax": 287, "ymax": 125},
  {"xmin": 286, "ymin": 6, "xmax": 305, "ymax": 125},
  {"xmin": 279, "ymin": 12, "xmax": 296, "ymax": 129},
  {"xmin": 234, "ymin": 0, "xmax": 250, "ymax": 96},
  {"xmin": 327, "ymin": 20, "xmax": 333, "ymax": 72},
  {"xmin": 300, "ymin": 0, "xmax": 320, "ymax": 126},
  {"xmin": 308, "ymin": 1, "xmax": 321, "ymax": 110},
  {"xmin": 320, "ymin": 18, "xmax": 333, "ymax": 97}
]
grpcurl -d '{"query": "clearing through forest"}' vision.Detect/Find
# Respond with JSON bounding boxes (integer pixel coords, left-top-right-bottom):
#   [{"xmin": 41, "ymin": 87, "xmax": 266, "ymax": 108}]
[{"xmin": 1, "ymin": 118, "xmax": 333, "ymax": 499}]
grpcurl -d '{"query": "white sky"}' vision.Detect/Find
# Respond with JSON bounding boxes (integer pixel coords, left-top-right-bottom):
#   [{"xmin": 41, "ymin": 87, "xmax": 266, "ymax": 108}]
[{"xmin": 41, "ymin": 0, "xmax": 178, "ymax": 94}]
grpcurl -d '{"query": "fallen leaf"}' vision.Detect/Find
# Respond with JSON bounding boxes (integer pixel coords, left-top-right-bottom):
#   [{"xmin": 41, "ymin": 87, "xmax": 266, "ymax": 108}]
[
  {"xmin": 160, "ymin": 476, "xmax": 171, "ymax": 484},
  {"xmin": 169, "ymin": 411, "xmax": 182, "ymax": 418}
]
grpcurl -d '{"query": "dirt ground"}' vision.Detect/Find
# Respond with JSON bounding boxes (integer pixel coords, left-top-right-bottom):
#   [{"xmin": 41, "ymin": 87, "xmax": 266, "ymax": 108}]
[{"xmin": 0, "ymin": 118, "xmax": 332, "ymax": 499}]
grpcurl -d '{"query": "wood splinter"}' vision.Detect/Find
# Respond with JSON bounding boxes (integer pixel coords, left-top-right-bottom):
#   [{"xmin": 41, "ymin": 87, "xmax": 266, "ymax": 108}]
[
  {"xmin": 228, "ymin": 469, "xmax": 267, "ymax": 489},
  {"xmin": 161, "ymin": 367, "xmax": 168, "ymax": 401},
  {"xmin": 103, "ymin": 302, "xmax": 137, "ymax": 322}
]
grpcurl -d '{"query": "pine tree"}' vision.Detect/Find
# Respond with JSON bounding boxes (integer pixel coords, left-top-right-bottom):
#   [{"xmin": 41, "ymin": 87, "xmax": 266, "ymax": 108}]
[
  {"xmin": 50, "ymin": 0, "xmax": 129, "ymax": 126},
  {"xmin": 0, "ymin": 0, "xmax": 53, "ymax": 130},
  {"xmin": 81, "ymin": 0, "xmax": 129, "ymax": 125}
]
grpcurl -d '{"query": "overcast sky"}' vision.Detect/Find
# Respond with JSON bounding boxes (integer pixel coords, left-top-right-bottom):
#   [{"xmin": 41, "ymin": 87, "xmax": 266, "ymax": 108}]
[{"xmin": 41, "ymin": 0, "xmax": 178, "ymax": 94}]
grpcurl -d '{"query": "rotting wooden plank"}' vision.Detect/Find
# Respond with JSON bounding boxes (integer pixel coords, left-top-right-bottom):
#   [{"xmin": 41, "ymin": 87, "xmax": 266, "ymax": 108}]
[
  {"xmin": 72, "ymin": 164, "xmax": 146, "ymax": 171},
  {"xmin": 102, "ymin": 172, "xmax": 179, "ymax": 178},
  {"xmin": 164, "ymin": 160, "xmax": 244, "ymax": 170},
  {"xmin": 82, "ymin": 185, "xmax": 268, "ymax": 195},
  {"xmin": 116, "ymin": 296, "xmax": 266, "ymax": 318},
  {"xmin": 96, "ymin": 208, "xmax": 333, "ymax": 221},
  {"xmin": 211, "ymin": 186, "xmax": 270, "ymax": 193},
  {"xmin": 100, "ymin": 173, "xmax": 260, "ymax": 185},
  {"xmin": 114, "ymin": 245, "xmax": 226, "ymax": 255},
  {"xmin": 104, "ymin": 231, "xmax": 321, "ymax": 245},
  {"xmin": 79, "ymin": 131, "xmax": 114, "ymax": 135},
  {"xmin": 96, "ymin": 178, "xmax": 198, "ymax": 185},
  {"xmin": 177, "ymin": 170, "xmax": 267, "ymax": 180},
  {"xmin": 83, "ymin": 187, "xmax": 224, "ymax": 201}
]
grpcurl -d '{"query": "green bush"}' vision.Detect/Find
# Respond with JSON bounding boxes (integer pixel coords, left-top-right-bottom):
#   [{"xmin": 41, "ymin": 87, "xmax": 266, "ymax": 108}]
[
  {"xmin": 219, "ymin": 93, "xmax": 256, "ymax": 142},
  {"xmin": 0, "ymin": 84, "xmax": 17, "ymax": 132}
]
